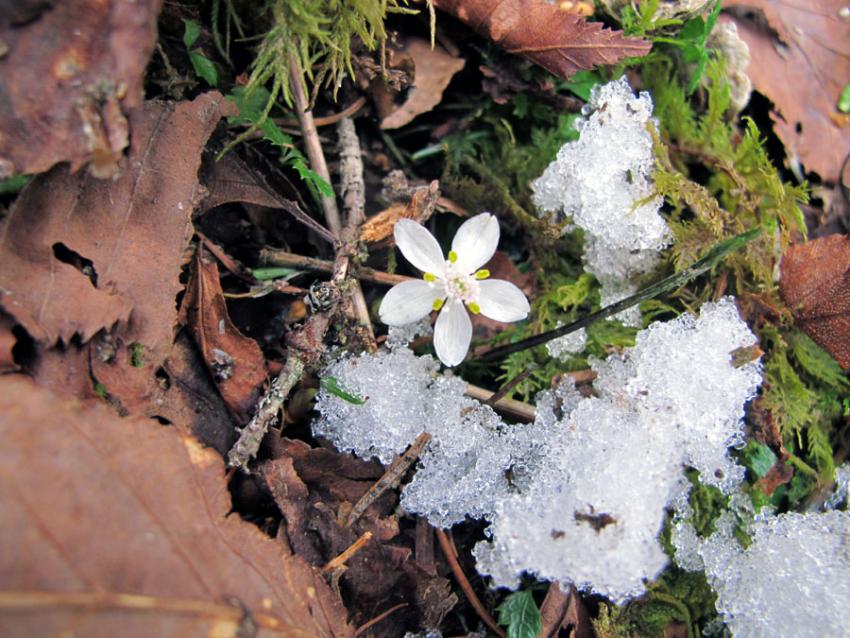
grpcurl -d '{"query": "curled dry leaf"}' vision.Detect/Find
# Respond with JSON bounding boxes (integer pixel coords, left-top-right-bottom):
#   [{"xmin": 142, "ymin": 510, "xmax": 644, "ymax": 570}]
[
  {"xmin": 360, "ymin": 181, "xmax": 441, "ymax": 243},
  {"xmin": 0, "ymin": 92, "xmax": 235, "ymax": 353},
  {"xmin": 0, "ymin": 0, "xmax": 162, "ymax": 178},
  {"xmin": 431, "ymin": 0, "xmax": 651, "ymax": 80},
  {"xmin": 722, "ymin": 1, "xmax": 850, "ymax": 183},
  {"xmin": 0, "ymin": 375, "xmax": 352, "ymax": 638},
  {"xmin": 182, "ymin": 248, "xmax": 268, "ymax": 423},
  {"xmin": 377, "ymin": 37, "xmax": 466, "ymax": 130},
  {"xmin": 779, "ymin": 234, "xmax": 850, "ymax": 370}
]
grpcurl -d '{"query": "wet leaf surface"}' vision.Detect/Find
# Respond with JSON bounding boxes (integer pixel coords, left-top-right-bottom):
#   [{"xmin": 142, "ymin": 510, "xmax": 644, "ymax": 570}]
[
  {"xmin": 432, "ymin": 0, "xmax": 651, "ymax": 80},
  {"xmin": 0, "ymin": 375, "xmax": 352, "ymax": 638},
  {"xmin": 723, "ymin": 1, "xmax": 850, "ymax": 183},
  {"xmin": 0, "ymin": 0, "xmax": 162, "ymax": 178},
  {"xmin": 779, "ymin": 234, "xmax": 850, "ymax": 369}
]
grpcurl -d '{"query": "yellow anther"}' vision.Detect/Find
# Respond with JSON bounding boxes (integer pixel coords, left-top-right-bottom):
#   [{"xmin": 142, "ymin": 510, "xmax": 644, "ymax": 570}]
[
  {"xmin": 474, "ymin": 269, "xmax": 490, "ymax": 280},
  {"xmin": 432, "ymin": 298, "xmax": 445, "ymax": 311},
  {"xmin": 448, "ymin": 250, "xmax": 458, "ymax": 263},
  {"xmin": 423, "ymin": 272, "xmax": 437, "ymax": 282},
  {"xmin": 467, "ymin": 302, "xmax": 481, "ymax": 314}
]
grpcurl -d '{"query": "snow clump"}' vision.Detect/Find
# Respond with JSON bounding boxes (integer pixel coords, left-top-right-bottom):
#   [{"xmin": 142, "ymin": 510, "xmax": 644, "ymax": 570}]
[
  {"xmin": 673, "ymin": 509, "xmax": 850, "ymax": 638},
  {"xmin": 532, "ymin": 77, "xmax": 671, "ymax": 325},
  {"xmin": 474, "ymin": 298, "xmax": 762, "ymax": 602}
]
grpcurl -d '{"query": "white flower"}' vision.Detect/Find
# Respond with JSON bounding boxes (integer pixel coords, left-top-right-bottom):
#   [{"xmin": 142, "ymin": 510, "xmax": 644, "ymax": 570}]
[{"xmin": 379, "ymin": 213, "xmax": 530, "ymax": 367}]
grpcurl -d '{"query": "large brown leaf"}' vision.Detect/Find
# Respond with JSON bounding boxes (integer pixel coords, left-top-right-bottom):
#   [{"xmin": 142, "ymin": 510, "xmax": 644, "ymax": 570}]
[
  {"xmin": 432, "ymin": 0, "xmax": 650, "ymax": 80},
  {"xmin": 0, "ymin": 0, "xmax": 162, "ymax": 178},
  {"xmin": 722, "ymin": 1, "xmax": 850, "ymax": 183},
  {"xmin": 0, "ymin": 92, "xmax": 234, "ymax": 356},
  {"xmin": 0, "ymin": 375, "xmax": 352, "ymax": 638},
  {"xmin": 779, "ymin": 234, "xmax": 850, "ymax": 370}
]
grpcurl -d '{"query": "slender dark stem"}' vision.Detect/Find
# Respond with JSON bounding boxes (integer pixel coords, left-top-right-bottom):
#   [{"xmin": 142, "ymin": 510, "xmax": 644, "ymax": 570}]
[{"xmin": 478, "ymin": 228, "xmax": 761, "ymax": 363}]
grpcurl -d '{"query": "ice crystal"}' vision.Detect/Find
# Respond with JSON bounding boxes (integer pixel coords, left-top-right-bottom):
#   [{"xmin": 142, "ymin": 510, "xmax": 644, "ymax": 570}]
[
  {"xmin": 532, "ymin": 78, "xmax": 671, "ymax": 326},
  {"xmin": 545, "ymin": 326, "xmax": 587, "ymax": 362},
  {"xmin": 475, "ymin": 299, "xmax": 761, "ymax": 602},
  {"xmin": 688, "ymin": 510, "xmax": 850, "ymax": 638},
  {"xmin": 387, "ymin": 317, "xmax": 433, "ymax": 350}
]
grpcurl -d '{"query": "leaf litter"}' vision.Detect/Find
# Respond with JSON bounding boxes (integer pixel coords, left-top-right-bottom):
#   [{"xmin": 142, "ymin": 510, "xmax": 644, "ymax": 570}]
[{"xmin": 1, "ymin": 1, "xmax": 849, "ymax": 637}]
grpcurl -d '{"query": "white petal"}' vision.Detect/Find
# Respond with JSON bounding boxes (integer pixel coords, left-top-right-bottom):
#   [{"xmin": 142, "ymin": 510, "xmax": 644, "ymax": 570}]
[
  {"xmin": 433, "ymin": 298, "xmax": 472, "ymax": 367},
  {"xmin": 394, "ymin": 219, "xmax": 446, "ymax": 275},
  {"xmin": 451, "ymin": 212, "xmax": 500, "ymax": 273},
  {"xmin": 477, "ymin": 280, "xmax": 530, "ymax": 322},
  {"xmin": 379, "ymin": 279, "xmax": 445, "ymax": 326}
]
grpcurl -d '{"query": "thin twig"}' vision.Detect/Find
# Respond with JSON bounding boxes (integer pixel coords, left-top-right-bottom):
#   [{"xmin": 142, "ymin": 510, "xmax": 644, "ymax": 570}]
[
  {"xmin": 353, "ymin": 603, "xmax": 409, "ymax": 637},
  {"xmin": 465, "ymin": 384, "xmax": 535, "ymax": 422},
  {"xmin": 345, "ymin": 433, "xmax": 432, "ymax": 528},
  {"xmin": 227, "ymin": 356, "xmax": 304, "ymax": 471},
  {"xmin": 436, "ymin": 529, "xmax": 506, "ymax": 638},
  {"xmin": 260, "ymin": 249, "xmax": 410, "ymax": 286},
  {"xmin": 484, "ymin": 366, "xmax": 535, "ymax": 408},
  {"xmin": 478, "ymin": 228, "xmax": 762, "ymax": 362},
  {"xmin": 275, "ymin": 96, "xmax": 367, "ymax": 129},
  {"xmin": 337, "ymin": 116, "xmax": 376, "ymax": 348},
  {"xmin": 289, "ymin": 53, "xmax": 342, "ymax": 238},
  {"xmin": 322, "ymin": 531, "xmax": 373, "ymax": 573}
]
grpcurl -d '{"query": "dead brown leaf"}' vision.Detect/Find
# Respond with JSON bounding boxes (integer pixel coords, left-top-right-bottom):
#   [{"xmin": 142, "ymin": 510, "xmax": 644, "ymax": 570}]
[
  {"xmin": 722, "ymin": 1, "xmax": 850, "ymax": 183},
  {"xmin": 0, "ymin": 92, "xmax": 235, "ymax": 356},
  {"xmin": 377, "ymin": 38, "xmax": 466, "ymax": 130},
  {"xmin": 0, "ymin": 375, "xmax": 352, "ymax": 638},
  {"xmin": 181, "ymin": 248, "xmax": 268, "ymax": 423},
  {"xmin": 779, "ymin": 234, "xmax": 850, "ymax": 369},
  {"xmin": 0, "ymin": 313, "xmax": 17, "ymax": 372},
  {"xmin": 361, "ymin": 181, "xmax": 441, "ymax": 243},
  {"xmin": 0, "ymin": 0, "xmax": 162, "ymax": 178},
  {"xmin": 432, "ymin": 0, "xmax": 651, "ymax": 80}
]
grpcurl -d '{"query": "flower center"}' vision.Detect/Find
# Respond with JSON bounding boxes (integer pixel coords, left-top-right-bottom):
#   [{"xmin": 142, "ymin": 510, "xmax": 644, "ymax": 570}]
[{"xmin": 443, "ymin": 262, "xmax": 479, "ymax": 304}]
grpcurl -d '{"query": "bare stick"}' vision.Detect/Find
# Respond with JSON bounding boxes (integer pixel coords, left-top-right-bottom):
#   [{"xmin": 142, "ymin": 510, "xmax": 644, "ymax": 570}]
[
  {"xmin": 337, "ymin": 116, "xmax": 376, "ymax": 348},
  {"xmin": 345, "ymin": 432, "xmax": 432, "ymax": 528},
  {"xmin": 436, "ymin": 529, "xmax": 506, "ymax": 638},
  {"xmin": 322, "ymin": 531, "xmax": 373, "ymax": 572},
  {"xmin": 227, "ymin": 356, "xmax": 304, "ymax": 471},
  {"xmin": 289, "ymin": 53, "xmax": 342, "ymax": 238},
  {"xmin": 260, "ymin": 249, "xmax": 410, "ymax": 286},
  {"xmin": 465, "ymin": 383, "xmax": 535, "ymax": 422},
  {"xmin": 354, "ymin": 603, "xmax": 408, "ymax": 637}
]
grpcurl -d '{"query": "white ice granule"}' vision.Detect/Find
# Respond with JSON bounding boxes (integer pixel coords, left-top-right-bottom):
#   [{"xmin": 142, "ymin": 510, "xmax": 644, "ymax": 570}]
[
  {"xmin": 387, "ymin": 316, "xmax": 433, "ymax": 350},
  {"xmin": 694, "ymin": 510, "xmax": 850, "ymax": 638},
  {"xmin": 532, "ymin": 77, "xmax": 671, "ymax": 326},
  {"xmin": 825, "ymin": 462, "xmax": 850, "ymax": 510},
  {"xmin": 545, "ymin": 326, "xmax": 587, "ymax": 361},
  {"xmin": 474, "ymin": 298, "xmax": 761, "ymax": 602}
]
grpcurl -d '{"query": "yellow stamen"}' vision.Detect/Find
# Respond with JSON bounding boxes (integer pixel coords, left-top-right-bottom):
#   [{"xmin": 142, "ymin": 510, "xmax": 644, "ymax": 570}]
[
  {"xmin": 448, "ymin": 250, "xmax": 458, "ymax": 263},
  {"xmin": 432, "ymin": 298, "xmax": 445, "ymax": 311},
  {"xmin": 423, "ymin": 272, "xmax": 437, "ymax": 282},
  {"xmin": 467, "ymin": 302, "xmax": 481, "ymax": 314},
  {"xmin": 474, "ymin": 269, "xmax": 490, "ymax": 280}
]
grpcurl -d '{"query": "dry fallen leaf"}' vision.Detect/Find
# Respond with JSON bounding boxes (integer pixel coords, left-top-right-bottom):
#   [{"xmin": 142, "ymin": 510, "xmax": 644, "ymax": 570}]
[
  {"xmin": 0, "ymin": 375, "xmax": 352, "ymax": 638},
  {"xmin": 432, "ymin": 0, "xmax": 651, "ymax": 80},
  {"xmin": 0, "ymin": 0, "xmax": 162, "ymax": 178},
  {"xmin": 722, "ymin": 1, "xmax": 850, "ymax": 183},
  {"xmin": 361, "ymin": 181, "xmax": 441, "ymax": 243},
  {"xmin": 182, "ymin": 248, "xmax": 268, "ymax": 423},
  {"xmin": 377, "ymin": 38, "xmax": 466, "ymax": 130},
  {"xmin": 779, "ymin": 234, "xmax": 850, "ymax": 370},
  {"xmin": 0, "ymin": 92, "xmax": 234, "ymax": 353}
]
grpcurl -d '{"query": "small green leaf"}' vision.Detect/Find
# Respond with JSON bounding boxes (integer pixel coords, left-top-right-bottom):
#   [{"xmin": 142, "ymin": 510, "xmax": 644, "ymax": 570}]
[
  {"xmin": 562, "ymin": 70, "xmax": 602, "ymax": 101},
  {"xmin": 128, "ymin": 342, "xmax": 145, "ymax": 368},
  {"xmin": 320, "ymin": 377, "xmax": 366, "ymax": 405},
  {"xmin": 0, "ymin": 174, "xmax": 30, "ymax": 196},
  {"xmin": 189, "ymin": 51, "xmax": 218, "ymax": 86},
  {"xmin": 251, "ymin": 267, "xmax": 300, "ymax": 281},
  {"xmin": 838, "ymin": 83, "xmax": 850, "ymax": 113},
  {"xmin": 741, "ymin": 441, "xmax": 776, "ymax": 479},
  {"xmin": 182, "ymin": 18, "xmax": 201, "ymax": 49},
  {"xmin": 293, "ymin": 159, "xmax": 334, "ymax": 197},
  {"xmin": 497, "ymin": 591, "xmax": 542, "ymax": 638}
]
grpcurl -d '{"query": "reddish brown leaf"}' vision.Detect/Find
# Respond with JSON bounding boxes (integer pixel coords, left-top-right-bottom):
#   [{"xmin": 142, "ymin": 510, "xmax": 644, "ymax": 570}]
[
  {"xmin": 182, "ymin": 248, "xmax": 268, "ymax": 423},
  {"xmin": 360, "ymin": 181, "xmax": 441, "ymax": 243},
  {"xmin": 0, "ymin": 0, "xmax": 162, "ymax": 178},
  {"xmin": 0, "ymin": 375, "xmax": 352, "ymax": 638},
  {"xmin": 779, "ymin": 234, "xmax": 850, "ymax": 369},
  {"xmin": 432, "ymin": 0, "xmax": 651, "ymax": 80},
  {"xmin": 376, "ymin": 38, "xmax": 466, "ymax": 130},
  {"xmin": 722, "ymin": 1, "xmax": 850, "ymax": 183},
  {"xmin": 0, "ymin": 313, "xmax": 17, "ymax": 372},
  {"xmin": 0, "ymin": 92, "xmax": 235, "ymax": 356}
]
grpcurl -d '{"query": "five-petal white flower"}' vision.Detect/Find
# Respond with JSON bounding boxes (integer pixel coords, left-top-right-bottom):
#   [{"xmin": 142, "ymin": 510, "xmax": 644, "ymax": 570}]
[{"xmin": 379, "ymin": 213, "xmax": 530, "ymax": 367}]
